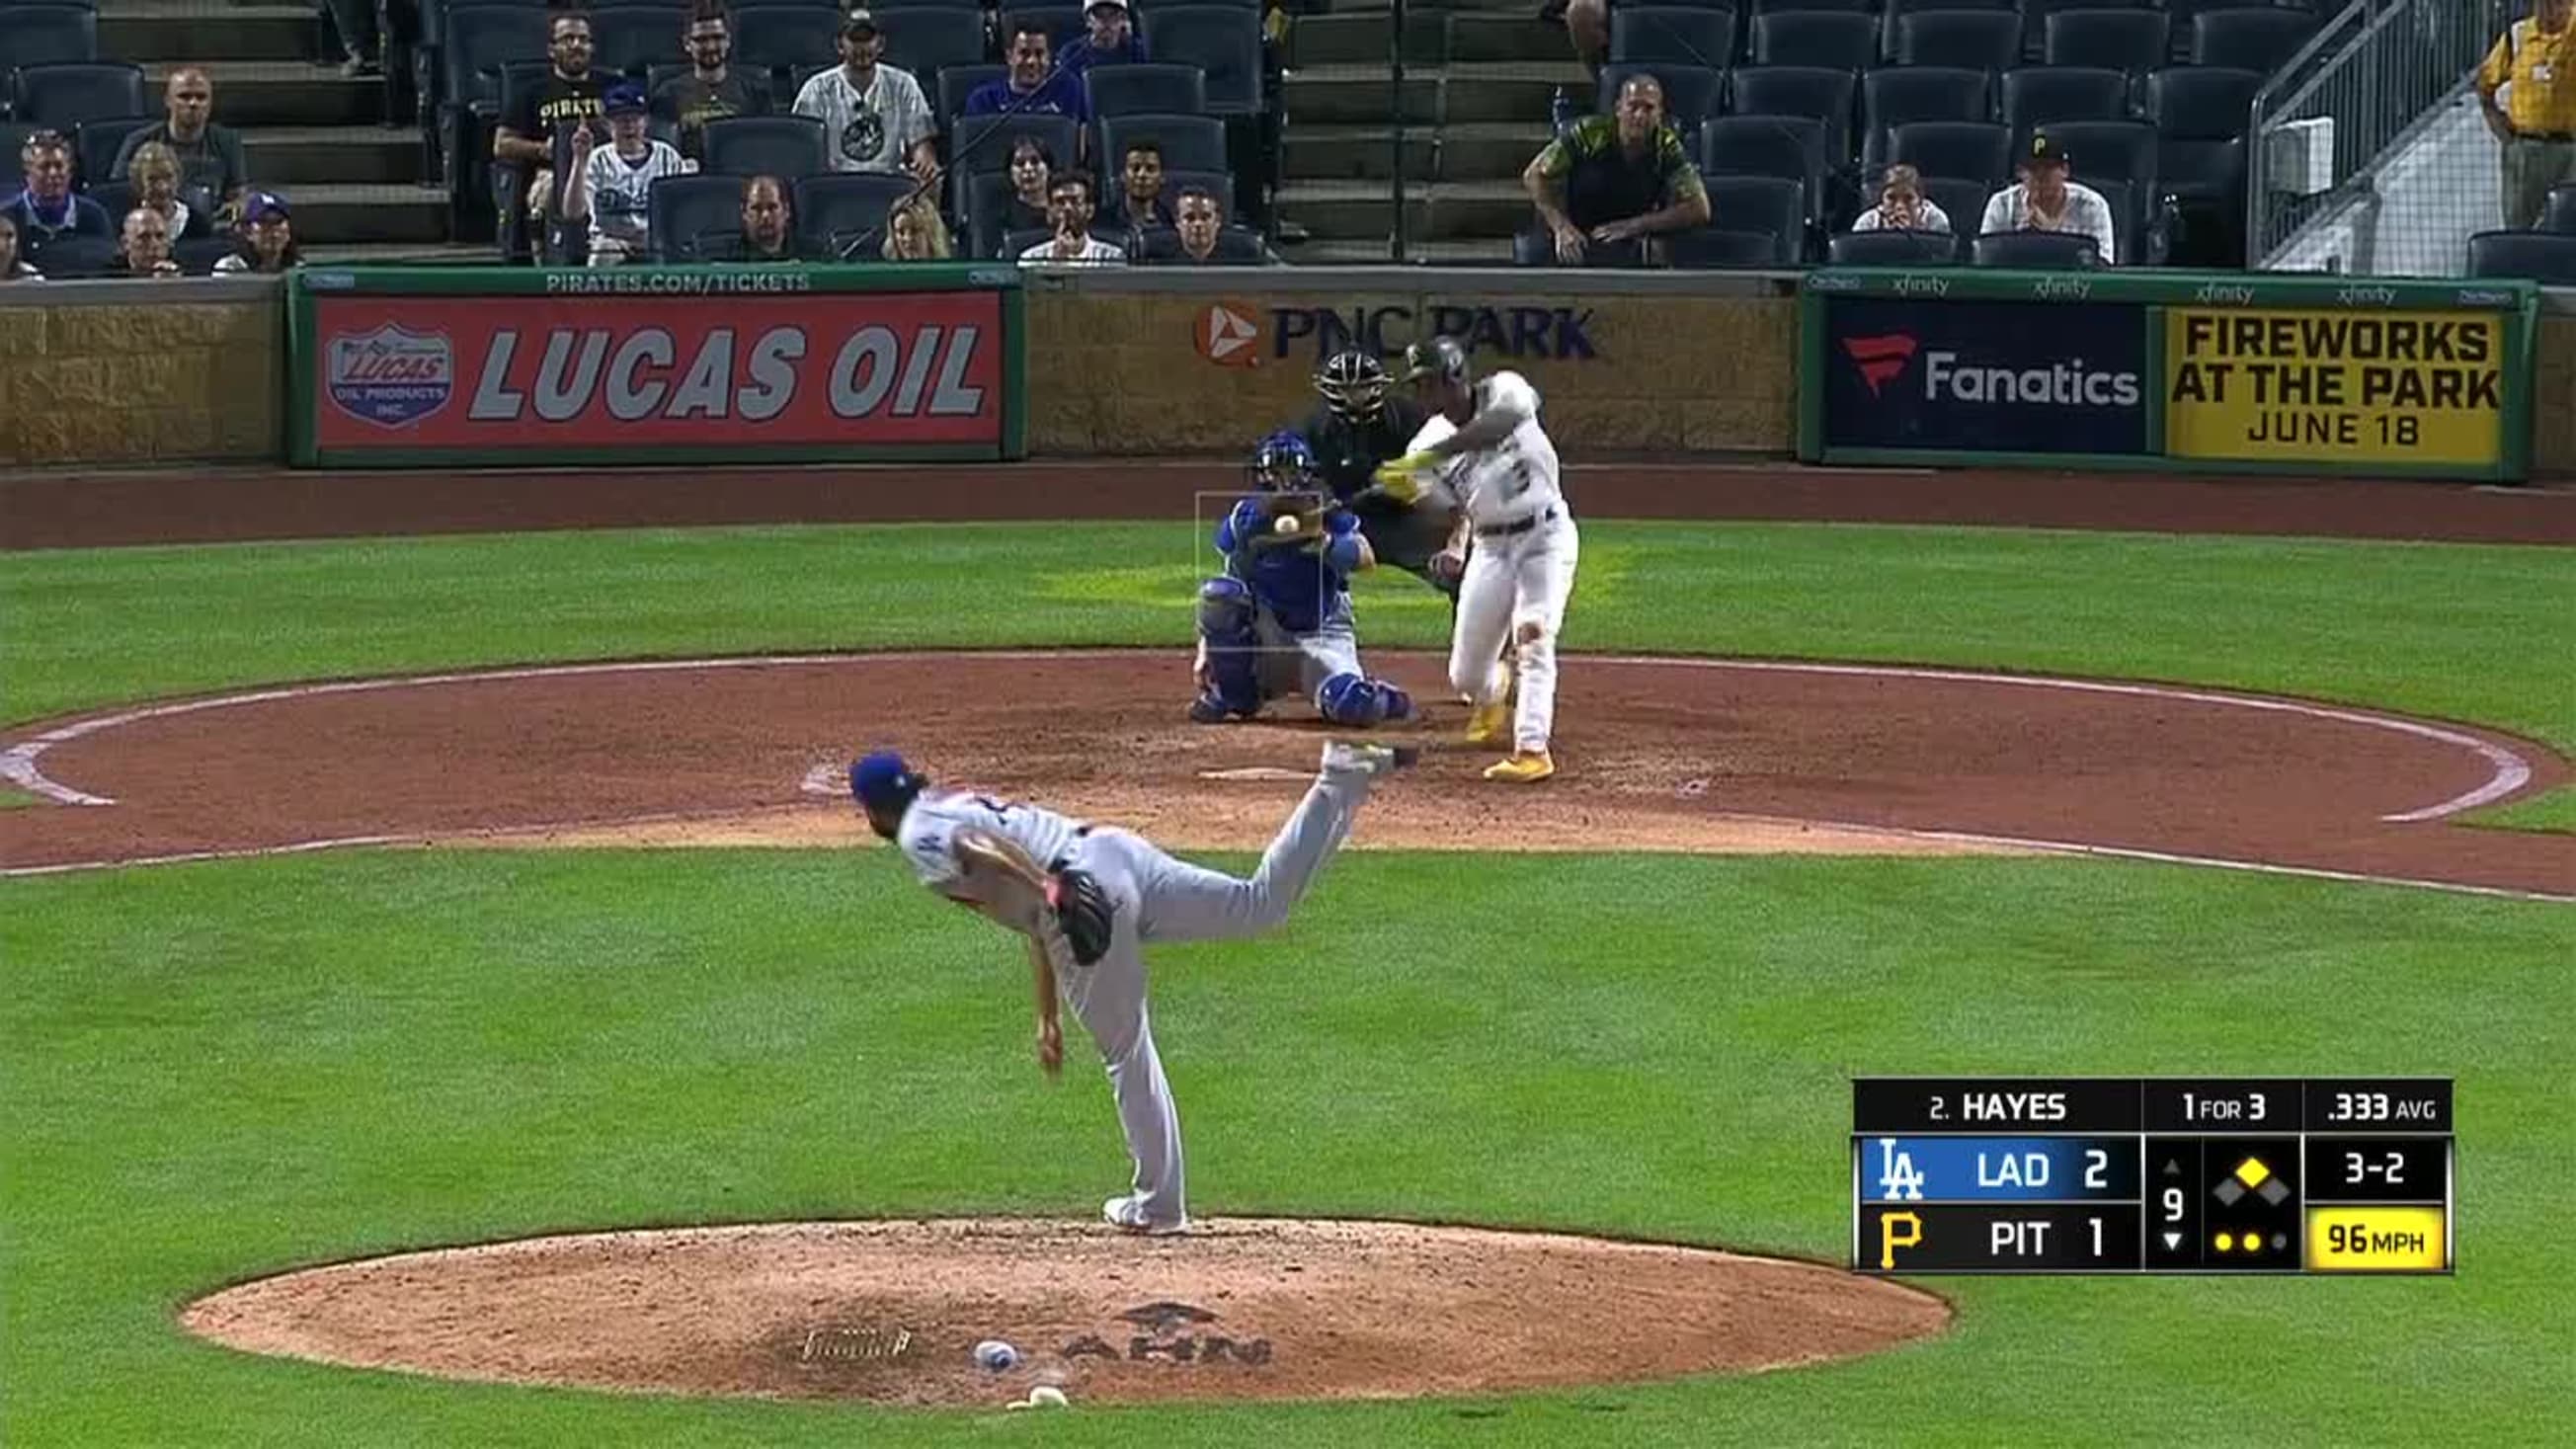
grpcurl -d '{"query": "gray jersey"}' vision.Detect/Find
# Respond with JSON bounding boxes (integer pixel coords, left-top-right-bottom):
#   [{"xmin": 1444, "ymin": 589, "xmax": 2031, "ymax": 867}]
[{"xmin": 894, "ymin": 788, "xmax": 1088, "ymax": 900}]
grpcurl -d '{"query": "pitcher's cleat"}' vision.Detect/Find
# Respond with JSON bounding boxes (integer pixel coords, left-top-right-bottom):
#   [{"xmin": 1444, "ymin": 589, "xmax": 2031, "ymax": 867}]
[
  {"xmin": 1103, "ymin": 1194, "xmax": 1190, "ymax": 1236},
  {"xmin": 1483, "ymin": 751, "xmax": 1556, "ymax": 783},
  {"xmin": 1322, "ymin": 742, "xmax": 1418, "ymax": 776}
]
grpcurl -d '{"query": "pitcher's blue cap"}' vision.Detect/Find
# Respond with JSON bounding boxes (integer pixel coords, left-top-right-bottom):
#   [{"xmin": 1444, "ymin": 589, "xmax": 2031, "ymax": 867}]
[{"xmin": 850, "ymin": 751, "xmax": 923, "ymax": 812}]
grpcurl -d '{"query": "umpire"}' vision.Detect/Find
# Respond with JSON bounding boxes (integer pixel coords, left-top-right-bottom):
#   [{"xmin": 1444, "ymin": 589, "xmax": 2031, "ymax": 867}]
[{"xmin": 1300, "ymin": 350, "xmax": 1461, "ymax": 601}]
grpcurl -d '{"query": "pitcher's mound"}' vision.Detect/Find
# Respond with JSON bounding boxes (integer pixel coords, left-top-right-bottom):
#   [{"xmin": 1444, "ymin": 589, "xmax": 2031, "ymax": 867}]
[{"xmin": 182, "ymin": 1218, "xmax": 1949, "ymax": 1407}]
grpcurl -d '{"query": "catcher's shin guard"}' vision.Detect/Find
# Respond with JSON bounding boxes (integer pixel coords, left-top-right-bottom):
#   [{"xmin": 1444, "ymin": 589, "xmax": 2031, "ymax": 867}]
[{"xmin": 1195, "ymin": 577, "xmax": 1263, "ymax": 714}]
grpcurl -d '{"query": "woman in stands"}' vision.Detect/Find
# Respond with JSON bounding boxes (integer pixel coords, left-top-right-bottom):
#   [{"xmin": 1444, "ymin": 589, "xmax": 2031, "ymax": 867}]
[
  {"xmin": 1851, "ymin": 164, "xmax": 1952, "ymax": 236},
  {"xmin": 214, "ymin": 193, "xmax": 303, "ymax": 274},
  {"xmin": 0, "ymin": 215, "xmax": 40, "ymax": 282},
  {"xmin": 882, "ymin": 194, "xmax": 953, "ymax": 260},
  {"xmin": 1005, "ymin": 137, "xmax": 1056, "ymax": 244},
  {"xmin": 126, "ymin": 142, "xmax": 212, "ymax": 241}
]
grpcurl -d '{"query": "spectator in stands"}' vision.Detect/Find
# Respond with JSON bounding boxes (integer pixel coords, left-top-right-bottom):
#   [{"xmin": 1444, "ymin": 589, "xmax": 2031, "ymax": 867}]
[
  {"xmin": 0, "ymin": 215, "xmax": 40, "ymax": 282},
  {"xmin": 115, "ymin": 69, "xmax": 249, "ymax": 215},
  {"xmin": 125, "ymin": 142, "xmax": 212, "ymax": 242},
  {"xmin": 108, "ymin": 207, "xmax": 182, "ymax": 279},
  {"xmin": 1005, "ymin": 137, "xmax": 1058, "ymax": 237},
  {"xmin": 324, "ymin": 0, "xmax": 379, "ymax": 77},
  {"xmin": 793, "ymin": 11, "xmax": 940, "ymax": 184},
  {"xmin": 967, "ymin": 20, "xmax": 1090, "ymax": 124},
  {"xmin": 1978, "ymin": 132, "xmax": 2117, "ymax": 264},
  {"xmin": 735, "ymin": 175, "xmax": 801, "ymax": 261},
  {"xmin": 1113, "ymin": 140, "xmax": 1176, "ymax": 234},
  {"xmin": 1851, "ymin": 164, "xmax": 1953, "ymax": 236},
  {"xmin": 2477, "ymin": 0, "xmax": 2576, "ymax": 229},
  {"xmin": 497, "ymin": 11, "xmax": 612, "ymax": 243},
  {"xmin": 1563, "ymin": 0, "xmax": 1608, "ymax": 80},
  {"xmin": 1138, "ymin": 185, "xmax": 1262, "ymax": 265},
  {"xmin": 1521, "ymin": 73, "xmax": 1710, "ymax": 265},
  {"xmin": 656, "ymin": 2, "xmax": 771, "ymax": 165},
  {"xmin": 213, "ymin": 192, "xmax": 302, "ymax": 274},
  {"xmin": 1019, "ymin": 173, "xmax": 1126, "ymax": 264},
  {"xmin": 567, "ymin": 83, "xmax": 695, "ymax": 267},
  {"xmin": 5, "ymin": 131, "xmax": 112, "ymax": 246},
  {"xmin": 1060, "ymin": 0, "xmax": 1148, "ymax": 82},
  {"xmin": 883, "ymin": 193, "xmax": 953, "ymax": 260}
]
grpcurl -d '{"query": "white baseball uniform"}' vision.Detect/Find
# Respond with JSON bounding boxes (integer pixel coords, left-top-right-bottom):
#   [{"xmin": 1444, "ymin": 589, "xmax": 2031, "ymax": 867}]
[
  {"xmin": 891, "ymin": 755, "xmax": 1384, "ymax": 1227},
  {"xmin": 1407, "ymin": 369, "xmax": 1579, "ymax": 754}
]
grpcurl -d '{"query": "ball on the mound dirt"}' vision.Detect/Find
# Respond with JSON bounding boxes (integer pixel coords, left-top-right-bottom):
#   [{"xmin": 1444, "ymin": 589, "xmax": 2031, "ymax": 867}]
[
  {"xmin": 1027, "ymin": 1386, "xmax": 1069, "ymax": 1409},
  {"xmin": 973, "ymin": 1338, "xmax": 1019, "ymax": 1372}
]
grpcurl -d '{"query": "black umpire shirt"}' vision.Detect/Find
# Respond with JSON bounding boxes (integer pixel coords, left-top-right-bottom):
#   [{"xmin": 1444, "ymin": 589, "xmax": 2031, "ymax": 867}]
[{"xmin": 1301, "ymin": 393, "xmax": 1428, "ymax": 508}]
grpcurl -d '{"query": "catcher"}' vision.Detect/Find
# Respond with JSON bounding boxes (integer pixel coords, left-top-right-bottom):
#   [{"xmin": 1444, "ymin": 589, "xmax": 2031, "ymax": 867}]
[
  {"xmin": 1300, "ymin": 350, "xmax": 1464, "ymax": 601},
  {"xmin": 850, "ymin": 741, "xmax": 1412, "ymax": 1235},
  {"xmin": 1189, "ymin": 431, "xmax": 1415, "ymax": 727}
]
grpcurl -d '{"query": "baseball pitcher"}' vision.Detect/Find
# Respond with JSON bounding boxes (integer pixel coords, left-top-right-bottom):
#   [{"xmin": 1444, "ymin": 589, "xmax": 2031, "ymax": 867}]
[
  {"xmin": 1299, "ymin": 350, "xmax": 1463, "ymax": 601},
  {"xmin": 851, "ymin": 741, "xmax": 1413, "ymax": 1234},
  {"xmin": 1189, "ymin": 432, "xmax": 1416, "ymax": 728},
  {"xmin": 1375, "ymin": 336, "xmax": 1579, "ymax": 783}
]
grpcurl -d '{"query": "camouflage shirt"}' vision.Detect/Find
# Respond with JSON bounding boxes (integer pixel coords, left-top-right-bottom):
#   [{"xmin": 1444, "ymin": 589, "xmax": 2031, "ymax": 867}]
[{"xmin": 1534, "ymin": 116, "xmax": 1706, "ymax": 229}]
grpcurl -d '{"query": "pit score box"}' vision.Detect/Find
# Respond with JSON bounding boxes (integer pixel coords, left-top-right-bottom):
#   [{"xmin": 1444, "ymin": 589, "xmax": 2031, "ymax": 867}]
[{"xmin": 1851, "ymin": 1079, "xmax": 2453, "ymax": 1275}]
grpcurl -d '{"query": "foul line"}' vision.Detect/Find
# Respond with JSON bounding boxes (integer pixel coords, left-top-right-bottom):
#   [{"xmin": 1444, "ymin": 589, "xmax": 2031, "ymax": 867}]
[{"xmin": 0, "ymin": 651, "xmax": 2559, "ymax": 901}]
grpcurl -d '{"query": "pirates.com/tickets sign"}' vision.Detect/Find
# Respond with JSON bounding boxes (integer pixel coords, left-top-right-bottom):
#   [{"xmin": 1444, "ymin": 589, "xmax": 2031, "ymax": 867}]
[
  {"xmin": 1798, "ymin": 272, "xmax": 2541, "ymax": 481},
  {"xmin": 286, "ymin": 266, "xmax": 1025, "ymax": 466},
  {"xmin": 2164, "ymin": 308, "xmax": 2506, "ymax": 467}
]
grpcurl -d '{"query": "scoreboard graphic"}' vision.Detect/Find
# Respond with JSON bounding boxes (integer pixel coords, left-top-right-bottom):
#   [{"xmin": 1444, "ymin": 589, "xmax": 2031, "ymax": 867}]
[{"xmin": 1852, "ymin": 1078, "xmax": 2453, "ymax": 1275}]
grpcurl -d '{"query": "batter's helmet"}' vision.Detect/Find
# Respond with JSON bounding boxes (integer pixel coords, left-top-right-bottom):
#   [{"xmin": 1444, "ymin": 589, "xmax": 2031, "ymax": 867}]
[
  {"xmin": 1314, "ymin": 350, "xmax": 1390, "ymax": 421},
  {"xmin": 1248, "ymin": 431, "xmax": 1319, "ymax": 493},
  {"xmin": 1399, "ymin": 335, "xmax": 1471, "ymax": 386}
]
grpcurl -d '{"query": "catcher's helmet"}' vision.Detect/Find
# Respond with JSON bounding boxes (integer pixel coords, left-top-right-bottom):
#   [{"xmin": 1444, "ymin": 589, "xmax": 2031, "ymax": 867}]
[
  {"xmin": 1313, "ymin": 349, "xmax": 1389, "ymax": 421},
  {"xmin": 1248, "ymin": 430, "xmax": 1319, "ymax": 493},
  {"xmin": 1399, "ymin": 335, "xmax": 1471, "ymax": 386}
]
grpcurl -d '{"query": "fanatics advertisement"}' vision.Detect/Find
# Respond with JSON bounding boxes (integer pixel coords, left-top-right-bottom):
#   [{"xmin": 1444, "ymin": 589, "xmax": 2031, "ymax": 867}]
[
  {"xmin": 287, "ymin": 266, "xmax": 1024, "ymax": 466},
  {"xmin": 1818, "ymin": 296, "xmax": 2149, "ymax": 456}
]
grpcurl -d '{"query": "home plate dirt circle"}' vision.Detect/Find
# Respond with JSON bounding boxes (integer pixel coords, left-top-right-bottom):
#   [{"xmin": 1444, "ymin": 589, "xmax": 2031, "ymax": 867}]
[{"xmin": 179, "ymin": 1219, "xmax": 1952, "ymax": 1406}]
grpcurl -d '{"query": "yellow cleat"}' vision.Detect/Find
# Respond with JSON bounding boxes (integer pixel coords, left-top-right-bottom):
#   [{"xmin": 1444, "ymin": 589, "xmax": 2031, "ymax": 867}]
[
  {"xmin": 1464, "ymin": 662, "xmax": 1513, "ymax": 744},
  {"xmin": 1484, "ymin": 751, "xmax": 1556, "ymax": 783}
]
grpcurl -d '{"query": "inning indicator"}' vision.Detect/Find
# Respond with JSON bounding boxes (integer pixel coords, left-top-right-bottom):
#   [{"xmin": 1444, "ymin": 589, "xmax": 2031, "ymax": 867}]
[{"xmin": 1851, "ymin": 1078, "xmax": 2453, "ymax": 1276}]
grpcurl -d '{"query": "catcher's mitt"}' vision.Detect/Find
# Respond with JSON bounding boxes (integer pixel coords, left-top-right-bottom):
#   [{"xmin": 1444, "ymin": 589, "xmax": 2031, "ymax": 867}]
[{"xmin": 1046, "ymin": 867, "xmax": 1114, "ymax": 967}]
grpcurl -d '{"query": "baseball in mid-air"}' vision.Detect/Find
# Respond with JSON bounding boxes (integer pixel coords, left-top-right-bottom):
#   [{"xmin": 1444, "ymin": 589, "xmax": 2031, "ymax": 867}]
[
  {"xmin": 972, "ymin": 1338, "xmax": 1019, "ymax": 1371},
  {"xmin": 1272, "ymin": 513, "xmax": 1301, "ymax": 536}
]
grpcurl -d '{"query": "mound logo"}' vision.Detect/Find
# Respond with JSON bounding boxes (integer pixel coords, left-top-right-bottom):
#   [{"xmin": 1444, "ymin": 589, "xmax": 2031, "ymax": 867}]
[
  {"xmin": 1062, "ymin": 1300, "xmax": 1272, "ymax": 1365},
  {"xmin": 1842, "ymin": 334, "xmax": 1919, "ymax": 397},
  {"xmin": 325, "ymin": 324, "xmax": 453, "ymax": 429},
  {"xmin": 1197, "ymin": 303, "xmax": 1262, "ymax": 367}
]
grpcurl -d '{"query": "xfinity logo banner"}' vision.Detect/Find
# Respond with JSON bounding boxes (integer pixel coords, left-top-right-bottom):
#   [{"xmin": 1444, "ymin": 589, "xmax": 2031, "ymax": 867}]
[{"xmin": 1820, "ymin": 298, "xmax": 2149, "ymax": 455}]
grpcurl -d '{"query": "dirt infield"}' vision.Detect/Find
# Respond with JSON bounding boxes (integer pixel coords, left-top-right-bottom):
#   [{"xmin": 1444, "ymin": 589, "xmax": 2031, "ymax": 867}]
[
  {"xmin": 5, "ymin": 461, "xmax": 2572, "ymax": 550},
  {"xmin": 3, "ymin": 651, "xmax": 2566, "ymax": 896},
  {"xmin": 181, "ymin": 1219, "xmax": 1951, "ymax": 1407}
]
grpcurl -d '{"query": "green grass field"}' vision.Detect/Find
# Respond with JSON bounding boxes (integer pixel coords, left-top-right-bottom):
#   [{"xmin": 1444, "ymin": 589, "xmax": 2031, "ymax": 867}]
[{"xmin": 4, "ymin": 521, "xmax": 2571, "ymax": 1446}]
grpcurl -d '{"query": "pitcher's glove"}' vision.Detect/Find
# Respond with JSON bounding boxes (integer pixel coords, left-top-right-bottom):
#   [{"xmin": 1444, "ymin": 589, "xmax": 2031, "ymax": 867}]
[{"xmin": 1045, "ymin": 867, "xmax": 1114, "ymax": 967}]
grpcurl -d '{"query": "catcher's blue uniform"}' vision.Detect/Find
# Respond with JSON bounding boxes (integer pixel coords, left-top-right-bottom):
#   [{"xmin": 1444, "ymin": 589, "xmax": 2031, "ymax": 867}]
[{"xmin": 1190, "ymin": 435, "xmax": 1414, "ymax": 727}]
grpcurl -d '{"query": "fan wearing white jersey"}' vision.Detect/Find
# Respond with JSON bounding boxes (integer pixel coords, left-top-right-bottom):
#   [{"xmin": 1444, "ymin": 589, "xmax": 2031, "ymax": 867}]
[
  {"xmin": 849, "ymin": 741, "xmax": 1412, "ymax": 1235},
  {"xmin": 564, "ymin": 81, "xmax": 693, "ymax": 266},
  {"xmin": 1375, "ymin": 336, "xmax": 1578, "ymax": 783}
]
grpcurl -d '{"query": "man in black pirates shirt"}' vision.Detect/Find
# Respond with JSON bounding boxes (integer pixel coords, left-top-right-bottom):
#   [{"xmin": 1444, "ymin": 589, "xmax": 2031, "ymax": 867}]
[
  {"xmin": 497, "ymin": 10, "xmax": 610, "ymax": 246},
  {"xmin": 653, "ymin": 1, "xmax": 770, "ymax": 165},
  {"xmin": 1299, "ymin": 349, "xmax": 1461, "ymax": 602}
]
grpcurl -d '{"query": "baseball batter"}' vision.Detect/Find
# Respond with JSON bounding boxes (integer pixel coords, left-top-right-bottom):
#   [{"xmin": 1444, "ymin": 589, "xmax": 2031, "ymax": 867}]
[
  {"xmin": 851, "ymin": 741, "xmax": 1411, "ymax": 1234},
  {"xmin": 1376, "ymin": 336, "xmax": 1579, "ymax": 783},
  {"xmin": 1189, "ymin": 432, "xmax": 1414, "ymax": 728}
]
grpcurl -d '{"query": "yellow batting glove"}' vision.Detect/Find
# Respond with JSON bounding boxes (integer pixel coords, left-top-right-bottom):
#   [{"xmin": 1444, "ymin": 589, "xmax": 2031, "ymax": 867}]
[{"xmin": 1371, "ymin": 452, "xmax": 1433, "ymax": 504}]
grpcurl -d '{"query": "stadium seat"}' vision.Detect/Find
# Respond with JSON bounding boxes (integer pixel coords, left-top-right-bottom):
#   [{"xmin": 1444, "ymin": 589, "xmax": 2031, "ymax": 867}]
[
  {"xmin": 1893, "ymin": 11, "xmax": 2023, "ymax": 72},
  {"xmin": 873, "ymin": 7, "xmax": 990, "ymax": 87},
  {"xmin": 2043, "ymin": 9, "xmax": 2170, "ymax": 74},
  {"xmin": 2465, "ymin": 230, "xmax": 2576, "ymax": 283},
  {"xmin": 2017, "ymin": 0, "xmax": 2147, "ymax": 58},
  {"xmin": 2189, "ymin": 8, "xmax": 2316, "ymax": 75},
  {"xmin": 2145, "ymin": 67, "xmax": 2255, "ymax": 260},
  {"xmin": 1001, "ymin": 5, "xmax": 1086, "ymax": 56},
  {"xmin": 1752, "ymin": 11, "xmax": 1878, "ymax": 70},
  {"xmin": 0, "ymin": 121, "xmax": 40, "ymax": 170},
  {"xmin": 13, "ymin": 60, "xmax": 142, "ymax": 127},
  {"xmin": 1971, "ymin": 227, "xmax": 2100, "ymax": 267},
  {"xmin": 1829, "ymin": 226, "xmax": 1963, "ymax": 264},
  {"xmin": 1087, "ymin": 63, "xmax": 1206, "ymax": 120},
  {"xmin": 87, "ymin": 179, "xmax": 217, "ymax": 238},
  {"xmin": 2545, "ymin": 185, "xmax": 2576, "ymax": 235},
  {"xmin": 950, "ymin": 111, "xmax": 1080, "ymax": 179},
  {"xmin": 439, "ymin": 5, "xmax": 549, "ymax": 191},
  {"xmin": 733, "ymin": 6, "xmax": 843, "ymax": 82},
  {"xmin": 1883, "ymin": 0, "xmax": 2016, "ymax": 62},
  {"xmin": 1610, "ymin": 6, "xmax": 1740, "ymax": 68},
  {"xmin": 867, "ymin": 0, "xmax": 984, "ymax": 8},
  {"xmin": 0, "ymin": 5, "xmax": 97, "ymax": 70},
  {"xmin": 1696, "ymin": 175, "xmax": 1807, "ymax": 262},
  {"xmin": 795, "ymin": 171, "xmax": 919, "ymax": 255},
  {"xmin": 1889, "ymin": 121, "xmax": 2011, "ymax": 185},
  {"xmin": 1097, "ymin": 113, "xmax": 1226, "ymax": 177},
  {"xmin": 1700, "ymin": 114, "xmax": 1826, "ymax": 193},
  {"xmin": 1667, "ymin": 226, "xmax": 1793, "ymax": 267},
  {"xmin": 1150, "ymin": 7, "xmax": 1264, "ymax": 116},
  {"xmin": 1861, "ymin": 66, "xmax": 1991, "ymax": 173},
  {"xmin": 647, "ymin": 172, "xmax": 753, "ymax": 260},
  {"xmin": 2033, "ymin": 118, "xmax": 2155, "ymax": 189},
  {"xmin": 1730, "ymin": 65, "xmax": 1858, "ymax": 166},
  {"xmin": 966, "ymin": 169, "xmax": 1023, "ymax": 257},
  {"xmin": 936, "ymin": 63, "xmax": 1005, "ymax": 121},
  {"xmin": 1921, "ymin": 175, "xmax": 1991, "ymax": 233},
  {"xmin": 1745, "ymin": 0, "xmax": 1873, "ymax": 13},
  {"xmin": 172, "ymin": 234, "xmax": 234, "ymax": 275},
  {"xmin": 23, "ymin": 232, "xmax": 113, "ymax": 277},
  {"xmin": 1598, "ymin": 63, "xmax": 1723, "ymax": 139},
  {"xmin": 591, "ymin": 6, "xmax": 684, "ymax": 77},
  {"xmin": 2001, "ymin": 67, "xmax": 2131, "ymax": 143},
  {"xmin": 702, "ymin": 114, "xmax": 830, "ymax": 179},
  {"xmin": 2143, "ymin": 64, "xmax": 2260, "ymax": 139}
]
